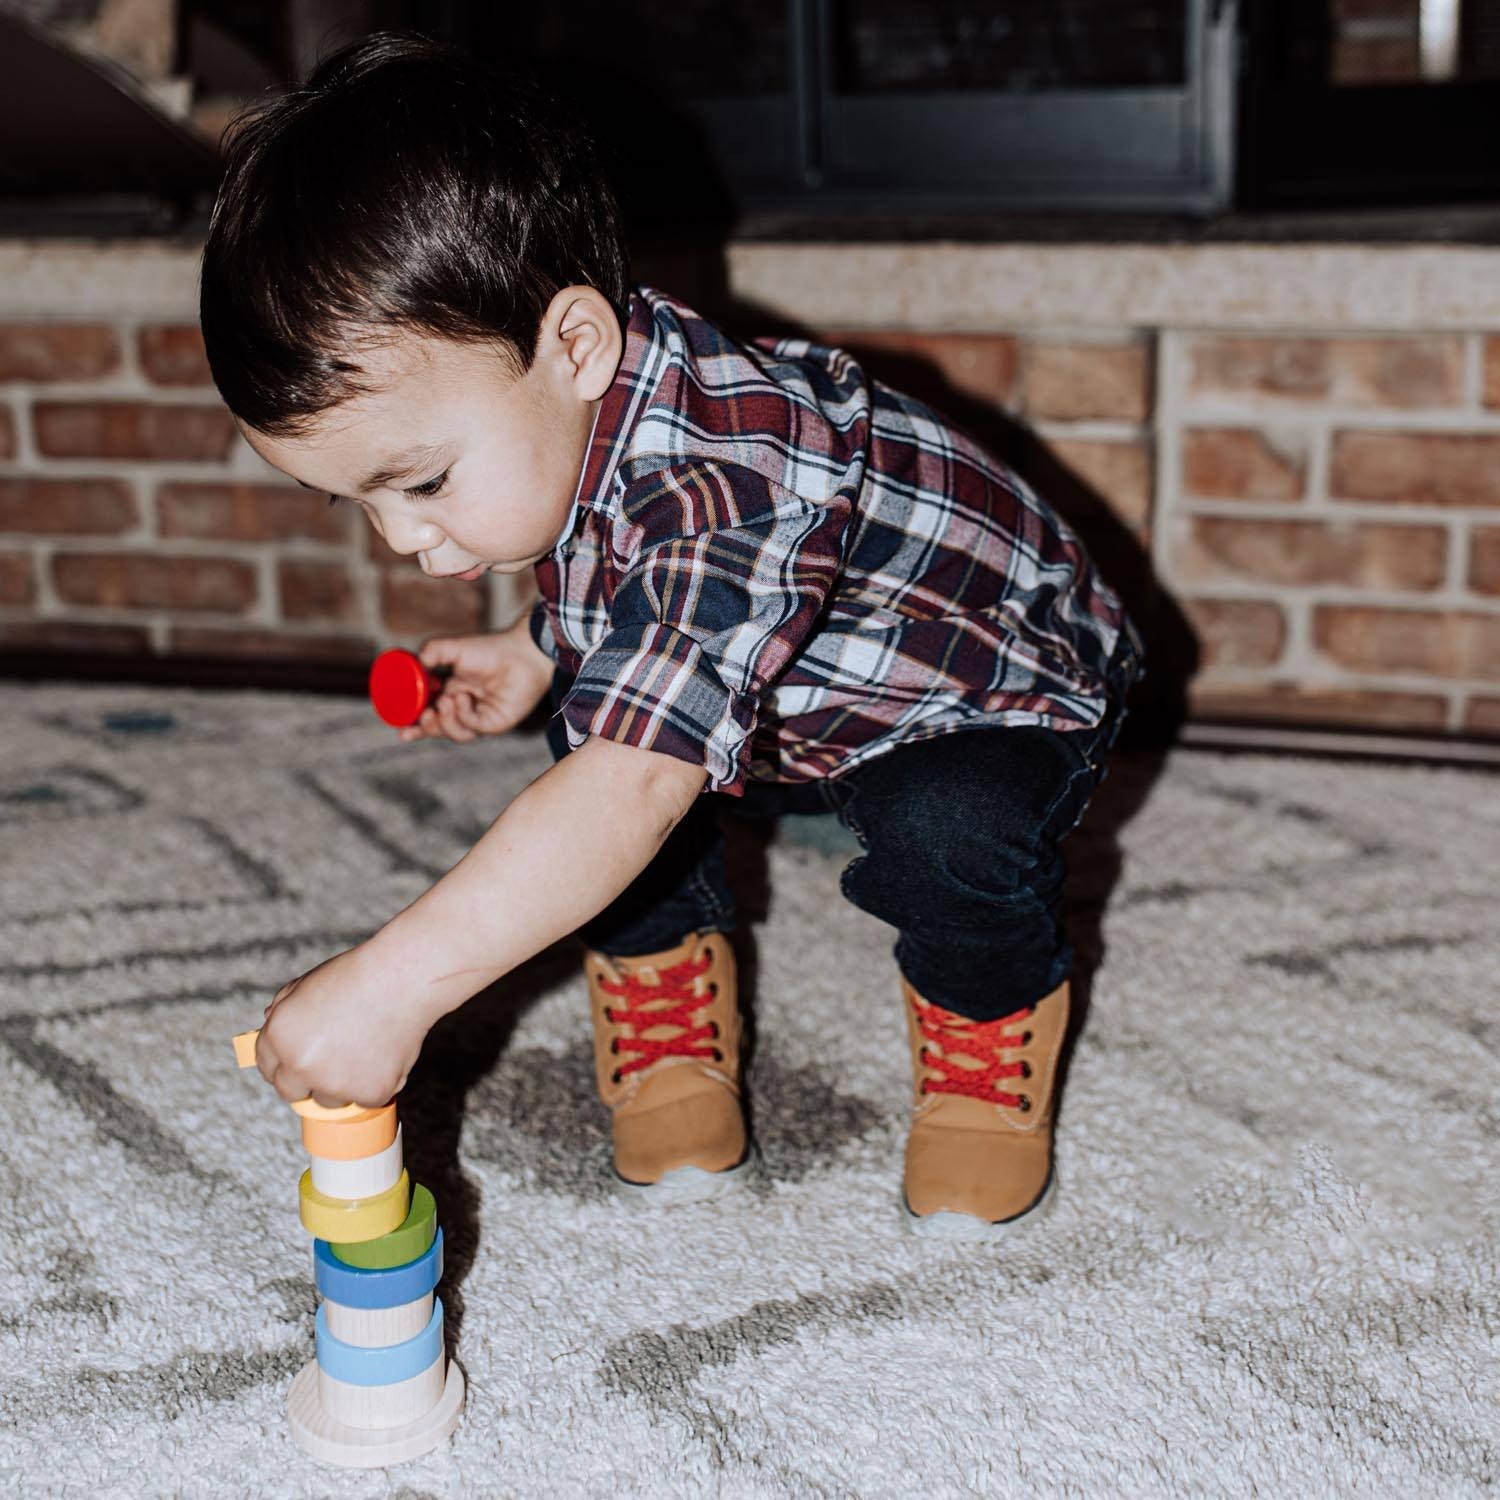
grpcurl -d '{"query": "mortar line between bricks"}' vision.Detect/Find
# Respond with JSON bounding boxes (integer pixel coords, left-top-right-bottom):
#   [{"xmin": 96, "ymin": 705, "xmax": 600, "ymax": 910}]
[
  {"xmin": 0, "ymin": 601, "xmax": 365, "ymax": 630},
  {"xmin": 1280, "ymin": 596, "xmax": 1313, "ymax": 674},
  {"xmin": 1445, "ymin": 515, "xmax": 1472, "ymax": 596},
  {"xmin": 0, "ymin": 462, "xmax": 257, "ymax": 483},
  {"xmin": 29, "ymin": 540, "xmax": 59, "ymax": 613},
  {"xmin": 116, "ymin": 317, "xmax": 144, "ymax": 388},
  {"xmin": 1172, "ymin": 582, "xmax": 1500, "ymax": 612},
  {"xmin": 1150, "ymin": 329, "xmax": 1182, "ymax": 587},
  {"xmin": 1463, "ymin": 332, "xmax": 1484, "ymax": 412},
  {"xmin": 1305, "ymin": 421, "xmax": 1332, "ymax": 511},
  {"xmin": 10, "ymin": 389, "xmax": 37, "ymax": 468},
  {"xmin": 1178, "ymin": 499, "xmax": 1500, "ymax": 524},
  {"xmin": 1192, "ymin": 661, "xmax": 1498, "ymax": 696},
  {"xmin": 1031, "ymin": 418, "xmax": 1150, "ymax": 443},
  {"xmin": 256, "ymin": 551, "xmax": 279, "ymax": 629},
  {"xmin": 1180, "ymin": 404, "xmax": 1500, "ymax": 432}
]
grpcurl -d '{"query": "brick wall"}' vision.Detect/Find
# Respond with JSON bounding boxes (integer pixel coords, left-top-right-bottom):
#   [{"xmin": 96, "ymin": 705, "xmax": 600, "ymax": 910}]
[
  {"xmin": 0, "ymin": 315, "xmax": 530, "ymax": 666},
  {"xmin": 1161, "ymin": 331, "xmax": 1500, "ymax": 736},
  {"xmin": 2, "ymin": 240, "xmax": 1499, "ymax": 740}
]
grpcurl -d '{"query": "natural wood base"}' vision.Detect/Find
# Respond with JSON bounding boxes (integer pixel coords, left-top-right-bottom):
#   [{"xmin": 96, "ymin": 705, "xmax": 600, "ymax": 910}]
[{"xmin": 287, "ymin": 1358, "xmax": 463, "ymax": 1469}]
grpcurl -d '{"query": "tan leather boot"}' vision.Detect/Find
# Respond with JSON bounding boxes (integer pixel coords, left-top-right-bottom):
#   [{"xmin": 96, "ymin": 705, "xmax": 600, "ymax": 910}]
[
  {"xmin": 584, "ymin": 930, "xmax": 748, "ymax": 1199},
  {"xmin": 902, "ymin": 977, "xmax": 1070, "ymax": 1236}
]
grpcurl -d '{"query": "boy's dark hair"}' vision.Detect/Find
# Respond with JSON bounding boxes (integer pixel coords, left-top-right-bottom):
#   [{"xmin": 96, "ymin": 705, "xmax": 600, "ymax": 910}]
[{"xmin": 200, "ymin": 32, "xmax": 630, "ymax": 435}]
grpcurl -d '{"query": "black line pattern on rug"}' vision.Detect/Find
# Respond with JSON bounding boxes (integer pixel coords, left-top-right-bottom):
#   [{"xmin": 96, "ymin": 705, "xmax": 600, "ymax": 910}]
[
  {"xmin": 0, "ymin": 1247, "xmax": 121, "ymax": 1336},
  {"xmin": 7, "ymin": 892, "xmax": 283, "ymax": 928},
  {"xmin": 0, "ymin": 1018, "xmax": 221, "ymax": 1184},
  {"xmin": 0, "ymin": 928, "xmax": 372, "ymax": 985},
  {"xmin": 1194, "ymin": 1281, "xmax": 1500, "ymax": 1487},
  {"xmin": 179, "ymin": 815, "xmax": 286, "ymax": 899},
  {"xmin": 363, "ymin": 770, "xmax": 492, "ymax": 849},
  {"xmin": 292, "ymin": 770, "xmax": 449, "ymax": 879},
  {"xmin": 0, "ymin": 763, "xmax": 145, "ymax": 820},
  {"xmin": 1, "ymin": 982, "xmax": 267, "ymax": 1031},
  {"xmin": 0, "ymin": 1344, "xmax": 306, "ymax": 1431},
  {"xmin": 1246, "ymin": 931, "xmax": 1477, "ymax": 980}
]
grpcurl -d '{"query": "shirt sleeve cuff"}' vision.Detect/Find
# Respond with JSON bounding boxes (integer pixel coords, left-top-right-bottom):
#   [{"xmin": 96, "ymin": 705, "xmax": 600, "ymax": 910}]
[
  {"xmin": 528, "ymin": 598, "xmax": 557, "ymax": 659},
  {"xmin": 558, "ymin": 622, "xmax": 759, "ymax": 795}
]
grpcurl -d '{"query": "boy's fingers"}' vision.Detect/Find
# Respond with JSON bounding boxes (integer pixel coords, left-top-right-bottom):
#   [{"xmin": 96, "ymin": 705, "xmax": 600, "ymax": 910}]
[
  {"xmin": 418, "ymin": 636, "xmax": 464, "ymax": 668},
  {"xmin": 436, "ymin": 691, "xmax": 476, "ymax": 743},
  {"xmin": 451, "ymin": 690, "xmax": 484, "ymax": 734},
  {"xmin": 271, "ymin": 1064, "xmax": 307, "ymax": 1104},
  {"xmin": 255, "ymin": 1035, "xmax": 279, "ymax": 1084}
]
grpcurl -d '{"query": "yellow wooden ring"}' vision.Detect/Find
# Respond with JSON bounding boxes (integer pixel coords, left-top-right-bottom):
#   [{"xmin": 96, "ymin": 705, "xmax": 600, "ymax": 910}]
[
  {"xmin": 301, "ymin": 1104, "xmax": 398, "ymax": 1159},
  {"xmin": 299, "ymin": 1168, "xmax": 410, "ymax": 1244}
]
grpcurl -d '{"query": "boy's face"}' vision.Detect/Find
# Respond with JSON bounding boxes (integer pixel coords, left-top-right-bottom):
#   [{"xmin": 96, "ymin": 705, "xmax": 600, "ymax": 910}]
[{"xmin": 238, "ymin": 287, "xmax": 623, "ymax": 580}]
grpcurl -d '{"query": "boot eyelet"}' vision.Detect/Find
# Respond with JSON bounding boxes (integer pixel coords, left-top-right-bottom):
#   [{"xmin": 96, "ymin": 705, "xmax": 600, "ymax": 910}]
[
  {"xmin": 609, "ymin": 1039, "xmax": 619, "ymax": 1054},
  {"xmin": 919, "ymin": 1081, "xmax": 930, "ymax": 1095},
  {"xmin": 1021, "ymin": 1031, "xmax": 1033, "ymax": 1046},
  {"xmin": 712, "ymin": 1048, "xmax": 724, "ymax": 1063},
  {"xmin": 610, "ymin": 1068, "xmax": 623, "ymax": 1085},
  {"xmin": 708, "ymin": 982, "xmax": 718, "ymax": 997},
  {"xmin": 1017, "ymin": 1094, "xmax": 1032, "ymax": 1112},
  {"xmin": 709, "ymin": 1021, "xmax": 720, "ymax": 1039},
  {"xmin": 603, "ymin": 1007, "xmax": 615, "ymax": 1023},
  {"xmin": 1020, "ymin": 1061, "xmax": 1032, "ymax": 1079}
]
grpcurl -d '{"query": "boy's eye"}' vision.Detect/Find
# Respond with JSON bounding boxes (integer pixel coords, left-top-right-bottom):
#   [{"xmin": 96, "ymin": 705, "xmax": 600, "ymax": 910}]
[{"xmin": 406, "ymin": 470, "xmax": 449, "ymax": 500}]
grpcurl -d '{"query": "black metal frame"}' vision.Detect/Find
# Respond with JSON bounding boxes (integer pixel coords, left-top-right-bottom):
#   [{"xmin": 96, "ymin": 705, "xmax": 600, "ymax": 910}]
[{"xmin": 676, "ymin": 0, "xmax": 1237, "ymax": 215}]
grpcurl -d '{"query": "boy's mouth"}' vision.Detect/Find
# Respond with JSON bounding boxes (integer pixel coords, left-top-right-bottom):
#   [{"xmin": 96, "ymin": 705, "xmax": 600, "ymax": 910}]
[{"xmin": 436, "ymin": 564, "xmax": 488, "ymax": 582}]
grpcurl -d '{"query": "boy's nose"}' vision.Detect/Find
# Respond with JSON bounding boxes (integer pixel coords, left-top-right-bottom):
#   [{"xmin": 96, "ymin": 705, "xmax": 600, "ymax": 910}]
[{"xmin": 379, "ymin": 510, "xmax": 443, "ymax": 556}]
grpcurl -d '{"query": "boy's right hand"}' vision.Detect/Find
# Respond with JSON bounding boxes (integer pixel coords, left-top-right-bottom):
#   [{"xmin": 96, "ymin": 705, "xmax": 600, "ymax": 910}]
[{"xmin": 399, "ymin": 618, "xmax": 554, "ymax": 744}]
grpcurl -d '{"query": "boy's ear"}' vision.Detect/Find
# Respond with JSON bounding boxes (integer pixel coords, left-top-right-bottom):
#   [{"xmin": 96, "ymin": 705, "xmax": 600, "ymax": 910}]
[{"xmin": 543, "ymin": 285, "xmax": 623, "ymax": 403}]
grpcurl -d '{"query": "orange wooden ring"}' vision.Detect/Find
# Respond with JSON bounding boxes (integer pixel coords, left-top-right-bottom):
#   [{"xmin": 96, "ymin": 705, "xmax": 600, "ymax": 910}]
[{"xmin": 302, "ymin": 1104, "xmax": 398, "ymax": 1160}]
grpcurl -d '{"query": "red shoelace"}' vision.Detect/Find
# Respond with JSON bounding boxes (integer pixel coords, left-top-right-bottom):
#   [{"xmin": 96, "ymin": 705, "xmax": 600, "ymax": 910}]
[
  {"xmin": 917, "ymin": 1000, "xmax": 1035, "ymax": 1110},
  {"xmin": 600, "ymin": 953, "xmax": 722, "ymax": 1082}
]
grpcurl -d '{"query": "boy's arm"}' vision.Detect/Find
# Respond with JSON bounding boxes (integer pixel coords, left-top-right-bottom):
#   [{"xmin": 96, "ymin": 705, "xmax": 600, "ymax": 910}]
[
  {"xmin": 255, "ymin": 736, "xmax": 706, "ymax": 1106},
  {"xmin": 379, "ymin": 734, "xmax": 706, "ymax": 1016}
]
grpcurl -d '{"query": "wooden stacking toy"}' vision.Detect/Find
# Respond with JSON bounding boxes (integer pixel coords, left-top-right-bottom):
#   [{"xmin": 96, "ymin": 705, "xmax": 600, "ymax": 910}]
[
  {"xmin": 232, "ymin": 1029, "xmax": 463, "ymax": 1468},
  {"xmin": 369, "ymin": 649, "xmax": 446, "ymax": 727}
]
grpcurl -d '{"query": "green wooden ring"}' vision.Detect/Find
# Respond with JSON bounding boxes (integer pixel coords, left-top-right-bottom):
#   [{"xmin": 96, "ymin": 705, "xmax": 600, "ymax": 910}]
[{"xmin": 329, "ymin": 1182, "xmax": 437, "ymax": 1269}]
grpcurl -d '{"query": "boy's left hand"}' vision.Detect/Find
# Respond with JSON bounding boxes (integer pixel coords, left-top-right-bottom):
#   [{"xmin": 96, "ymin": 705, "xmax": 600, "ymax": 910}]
[{"xmin": 256, "ymin": 943, "xmax": 429, "ymax": 1109}]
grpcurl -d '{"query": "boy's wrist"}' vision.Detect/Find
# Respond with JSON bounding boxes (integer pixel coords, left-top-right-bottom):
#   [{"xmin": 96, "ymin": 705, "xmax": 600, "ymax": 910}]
[{"xmin": 360, "ymin": 909, "xmax": 501, "ymax": 1028}]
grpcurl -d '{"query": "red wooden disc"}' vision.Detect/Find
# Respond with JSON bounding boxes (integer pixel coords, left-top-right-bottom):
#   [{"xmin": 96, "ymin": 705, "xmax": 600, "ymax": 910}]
[{"xmin": 369, "ymin": 650, "xmax": 437, "ymax": 727}]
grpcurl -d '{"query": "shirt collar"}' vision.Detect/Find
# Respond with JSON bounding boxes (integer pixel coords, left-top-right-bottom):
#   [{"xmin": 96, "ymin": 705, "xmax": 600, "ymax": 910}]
[{"xmin": 551, "ymin": 289, "xmax": 663, "ymax": 554}]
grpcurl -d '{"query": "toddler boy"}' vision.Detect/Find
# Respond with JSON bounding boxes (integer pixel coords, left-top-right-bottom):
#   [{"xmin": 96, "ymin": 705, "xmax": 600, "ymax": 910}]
[{"xmin": 203, "ymin": 34, "xmax": 1142, "ymax": 1236}]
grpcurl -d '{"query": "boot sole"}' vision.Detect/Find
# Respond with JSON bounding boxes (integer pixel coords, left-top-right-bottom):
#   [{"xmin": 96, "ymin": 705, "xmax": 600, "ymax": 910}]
[
  {"xmin": 902, "ymin": 1168, "xmax": 1056, "ymax": 1239},
  {"xmin": 612, "ymin": 1154, "xmax": 753, "ymax": 1205}
]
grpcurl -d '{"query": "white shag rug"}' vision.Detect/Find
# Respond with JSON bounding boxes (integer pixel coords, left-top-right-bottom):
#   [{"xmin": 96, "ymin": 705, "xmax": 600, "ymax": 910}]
[{"xmin": 0, "ymin": 681, "xmax": 1496, "ymax": 1499}]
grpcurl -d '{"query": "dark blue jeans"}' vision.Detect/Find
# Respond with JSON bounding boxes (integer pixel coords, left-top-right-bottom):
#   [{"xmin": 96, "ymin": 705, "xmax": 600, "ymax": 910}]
[{"xmin": 546, "ymin": 636, "xmax": 1141, "ymax": 1022}]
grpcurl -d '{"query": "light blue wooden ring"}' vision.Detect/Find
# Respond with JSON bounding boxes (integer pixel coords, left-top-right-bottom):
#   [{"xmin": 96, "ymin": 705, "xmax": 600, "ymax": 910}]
[
  {"xmin": 315, "ymin": 1296, "xmax": 444, "ymax": 1387},
  {"xmin": 312, "ymin": 1228, "xmax": 443, "ymax": 1310}
]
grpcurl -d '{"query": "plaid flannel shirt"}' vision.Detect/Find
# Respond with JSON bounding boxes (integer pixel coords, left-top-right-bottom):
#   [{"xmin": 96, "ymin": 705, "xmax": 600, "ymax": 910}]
[{"xmin": 531, "ymin": 288, "xmax": 1142, "ymax": 797}]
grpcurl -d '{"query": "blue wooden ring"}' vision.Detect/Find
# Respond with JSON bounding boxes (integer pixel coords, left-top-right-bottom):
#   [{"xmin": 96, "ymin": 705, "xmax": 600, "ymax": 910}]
[
  {"xmin": 313, "ymin": 1228, "xmax": 443, "ymax": 1310},
  {"xmin": 315, "ymin": 1296, "xmax": 444, "ymax": 1386}
]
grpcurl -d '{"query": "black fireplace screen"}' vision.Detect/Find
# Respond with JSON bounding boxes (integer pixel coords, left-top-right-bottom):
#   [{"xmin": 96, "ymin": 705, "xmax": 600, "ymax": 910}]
[{"xmin": 475, "ymin": 0, "xmax": 1235, "ymax": 216}]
